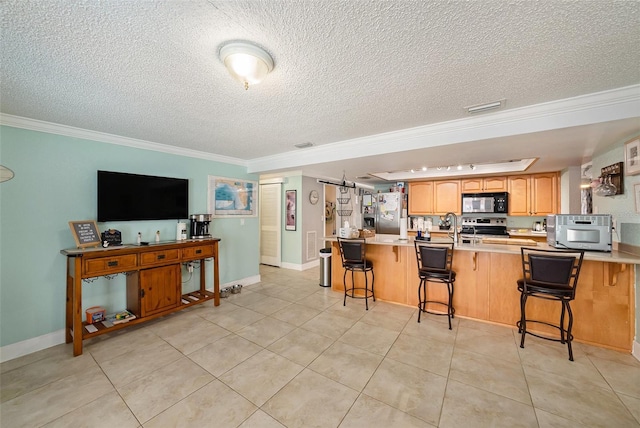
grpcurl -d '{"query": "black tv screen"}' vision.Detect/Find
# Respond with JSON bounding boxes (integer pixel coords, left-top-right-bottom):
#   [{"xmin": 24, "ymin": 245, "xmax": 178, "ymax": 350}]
[{"xmin": 97, "ymin": 170, "xmax": 189, "ymax": 222}]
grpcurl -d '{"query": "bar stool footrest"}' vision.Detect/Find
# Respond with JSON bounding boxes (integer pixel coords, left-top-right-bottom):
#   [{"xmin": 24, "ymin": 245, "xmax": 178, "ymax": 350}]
[
  {"xmin": 419, "ymin": 300, "xmax": 455, "ymax": 317},
  {"xmin": 345, "ymin": 287, "xmax": 375, "ymax": 300},
  {"xmin": 516, "ymin": 319, "xmax": 572, "ymax": 344}
]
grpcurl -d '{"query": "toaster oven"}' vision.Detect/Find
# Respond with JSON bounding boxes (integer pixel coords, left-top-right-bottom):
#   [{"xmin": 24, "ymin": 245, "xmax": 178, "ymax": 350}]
[{"xmin": 546, "ymin": 214, "xmax": 612, "ymax": 252}]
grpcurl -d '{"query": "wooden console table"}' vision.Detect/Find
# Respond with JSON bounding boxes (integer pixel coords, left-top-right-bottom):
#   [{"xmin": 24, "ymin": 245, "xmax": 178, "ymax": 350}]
[{"xmin": 61, "ymin": 238, "xmax": 220, "ymax": 356}]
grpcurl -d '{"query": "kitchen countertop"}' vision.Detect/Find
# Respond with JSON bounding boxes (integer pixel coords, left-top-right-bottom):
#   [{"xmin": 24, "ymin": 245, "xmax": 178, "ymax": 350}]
[
  {"xmin": 508, "ymin": 229, "xmax": 548, "ymax": 238},
  {"xmin": 324, "ymin": 234, "xmax": 640, "ymax": 264}
]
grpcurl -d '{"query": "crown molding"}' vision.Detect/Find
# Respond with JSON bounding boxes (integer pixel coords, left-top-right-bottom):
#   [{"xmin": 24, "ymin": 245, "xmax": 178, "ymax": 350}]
[
  {"xmin": 0, "ymin": 113, "xmax": 247, "ymax": 167},
  {"xmin": 247, "ymin": 84, "xmax": 640, "ymax": 173}
]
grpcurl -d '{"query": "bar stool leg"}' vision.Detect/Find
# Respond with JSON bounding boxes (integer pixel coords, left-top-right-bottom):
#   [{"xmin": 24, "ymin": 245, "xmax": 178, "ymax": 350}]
[
  {"xmin": 371, "ymin": 270, "xmax": 375, "ymax": 302},
  {"xmin": 446, "ymin": 283, "xmax": 453, "ymax": 330},
  {"xmin": 343, "ymin": 270, "xmax": 348, "ymax": 306},
  {"xmin": 519, "ymin": 294, "xmax": 527, "ymax": 348},
  {"xmin": 565, "ymin": 301, "xmax": 574, "ymax": 361}
]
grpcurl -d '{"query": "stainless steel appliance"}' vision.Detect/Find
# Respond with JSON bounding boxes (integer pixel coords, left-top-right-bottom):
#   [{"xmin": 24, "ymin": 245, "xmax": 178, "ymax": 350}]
[
  {"xmin": 363, "ymin": 193, "xmax": 376, "ymax": 230},
  {"xmin": 547, "ymin": 214, "xmax": 612, "ymax": 252},
  {"xmin": 460, "ymin": 217, "xmax": 509, "ymax": 243},
  {"xmin": 189, "ymin": 214, "xmax": 212, "ymax": 238},
  {"xmin": 375, "ymin": 192, "xmax": 404, "ymax": 234},
  {"xmin": 461, "ymin": 192, "xmax": 508, "ymax": 214}
]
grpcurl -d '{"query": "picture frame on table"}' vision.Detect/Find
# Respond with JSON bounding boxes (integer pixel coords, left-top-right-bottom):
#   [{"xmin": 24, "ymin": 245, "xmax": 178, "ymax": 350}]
[
  {"xmin": 208, "ymin": 176, "xmax": 258, "ymax": 217},
  {"xmin": 624, "ymin": 137, "xmax": 640, "ymax": 176},
  {"xmin": 285, "ymin": 190, "xmax": 297, "ymax": 231}
]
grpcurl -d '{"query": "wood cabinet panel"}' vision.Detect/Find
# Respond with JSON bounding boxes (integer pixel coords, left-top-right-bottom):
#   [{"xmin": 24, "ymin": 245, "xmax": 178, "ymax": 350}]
[
  {"xmin": 531, "ymin": 173, "xmax": 557, "ymax": 215},
  {"xmin": 434, "ymin": 180, "xmax": 460, "ymax": 214},
  {"xmin": 408, "ymin": 181, "xmax": 434, "ymax": 215},
  {"xmin": 139, "ymin": 249, "xmax": 180, "ymax": 267},
  {"xmin": 461, "ymin": 177, "xmax": 506, "ymax": 192},
  {"xmin": 139, "ymin": 264, "xmax": 180, "ymax": 317},
  {"xmin": 84, "ymin": 254, "xmax": 137, "ymax": 277},
  {"xmin": 182, "ymin": 245, "xmax": 215, "ymax": 260},
  {"xmin": 508, "ymin": 173, "xmax": 558, "ymax": 216},
  {"xmin": 451, "ymin": 251, "xmax": 490, "ymax": 319},
  {"xmin": 507, "ymin": 176, "xmax": 530, "ymax": 216}
]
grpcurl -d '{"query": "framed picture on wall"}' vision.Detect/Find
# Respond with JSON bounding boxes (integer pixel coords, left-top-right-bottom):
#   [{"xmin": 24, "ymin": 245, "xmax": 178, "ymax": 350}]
[
  {"xmin": 285, "ymin": 190, "xmax": 296, "ymax": 231},
  {"xmin": 208, "ymin": 176, "xmax": 258, "ymax": 217},
  {"xmin": 624, "ymin": 137, "xmax": 640, "ymax": 176}
]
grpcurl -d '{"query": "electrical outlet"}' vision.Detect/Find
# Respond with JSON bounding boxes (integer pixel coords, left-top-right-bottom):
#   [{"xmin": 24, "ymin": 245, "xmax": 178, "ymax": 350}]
[{"xmin": 612, "ymin": 217, "xmax": 617, "ymax": 230}]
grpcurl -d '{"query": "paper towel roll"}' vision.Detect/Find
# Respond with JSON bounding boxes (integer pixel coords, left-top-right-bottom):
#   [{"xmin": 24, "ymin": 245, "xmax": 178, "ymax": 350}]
[{"xmin": 400, "ymin": 217, "xmax": 408, "ymax": 240}]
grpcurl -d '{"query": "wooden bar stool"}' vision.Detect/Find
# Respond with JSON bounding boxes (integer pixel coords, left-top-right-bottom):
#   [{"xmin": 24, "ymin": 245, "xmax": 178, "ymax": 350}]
[
  {"xmin": 414, "ymin": 241, "xmax": 456, "ymax": 329},
  {"xmin": 517, "ymin": 247, "xmax": 584, "ymax": 361},
  {"xmin": 337, "ymin": 237, "xmax": 375, "ymax": 310}
]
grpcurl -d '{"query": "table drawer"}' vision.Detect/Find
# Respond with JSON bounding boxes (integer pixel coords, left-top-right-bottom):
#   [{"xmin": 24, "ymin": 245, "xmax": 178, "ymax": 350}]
[
  {"xmin": 182, "ymin": 245, "xmax": 214, "ymax": 260},
  {"xmin": 139, "ymin": 249, "xmax": 180, "ymax": 267},
  {"xmin": 84, "ymin": 254, "xmax": 137, "ymax": 276}
]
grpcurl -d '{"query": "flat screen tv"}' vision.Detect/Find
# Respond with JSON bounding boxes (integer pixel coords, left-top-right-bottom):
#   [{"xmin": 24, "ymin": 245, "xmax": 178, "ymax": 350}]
[{"xmin": 97, "ymin": 170, "xmax": 189, "ymax": 222}]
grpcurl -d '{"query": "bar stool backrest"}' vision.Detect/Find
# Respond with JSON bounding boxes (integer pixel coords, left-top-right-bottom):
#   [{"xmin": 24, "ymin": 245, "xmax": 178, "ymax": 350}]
[
  {"xmin": 337, "ymin": 238, "xmax": 367, "ymax": 268},
  {"xmin": 415, "ymin": 242, "xmax": 454, "ymax": 275},
  {"xmin": 521, "ymin": 247, "xmax": 584, "ymax": 295}
]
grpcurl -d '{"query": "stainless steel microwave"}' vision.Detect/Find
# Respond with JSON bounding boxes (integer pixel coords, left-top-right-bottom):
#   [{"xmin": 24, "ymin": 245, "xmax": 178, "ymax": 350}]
[
  {"xmin": 547, "ymin": 214, "xmax": 612, "ymax": 252},
  {"xmin": 461, "ymin": 192, "xmax": 508, "ymax": 214}
]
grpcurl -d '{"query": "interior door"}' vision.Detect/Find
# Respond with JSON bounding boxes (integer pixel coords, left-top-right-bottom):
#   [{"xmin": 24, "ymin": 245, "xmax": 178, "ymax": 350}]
[{"xmin": 259, "ymin": 183, "xmax": 282, "ymax": 267}]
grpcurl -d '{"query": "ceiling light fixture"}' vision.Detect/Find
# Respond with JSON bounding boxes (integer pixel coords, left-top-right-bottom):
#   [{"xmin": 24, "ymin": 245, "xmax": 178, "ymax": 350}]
[{"xmin": 219, "ymin": 42, "xmax": 274, "ymax": 90}]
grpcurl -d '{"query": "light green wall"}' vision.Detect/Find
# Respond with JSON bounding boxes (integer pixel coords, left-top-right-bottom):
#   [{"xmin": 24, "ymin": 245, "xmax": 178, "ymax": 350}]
[{"xmin": 0, "ymin": 126, "xmax": 259, "ymax": 347}]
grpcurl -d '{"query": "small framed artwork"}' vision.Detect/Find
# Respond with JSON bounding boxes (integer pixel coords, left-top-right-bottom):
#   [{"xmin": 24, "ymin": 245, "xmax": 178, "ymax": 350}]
[
  {"xmin": 624, "ymin": 137, "xmax": 640, "ymax": 176},
  {"xmin": 285, "ymin": 190, "xmax": 296, "ymax": 231},
  {"xmin": 635, "ymin": 183, "xmax": 640, "ymax": 214}
]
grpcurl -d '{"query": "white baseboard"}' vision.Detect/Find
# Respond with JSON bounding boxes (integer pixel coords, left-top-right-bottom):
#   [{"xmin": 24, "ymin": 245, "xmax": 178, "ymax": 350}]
[
  {"xmin": 633, "ymin": 340, "xmax": 640, "ymax": 362},
  {"xmin": 0, "ymin": 273, "xmax": 263, "ymax": 363},
  {"xmin": 281, "ymin": 259, "xmax": 319, "ymax": 271},
  {"xmin": 0, "ymin": 329, "xmax": 66, "ymax": 363}
]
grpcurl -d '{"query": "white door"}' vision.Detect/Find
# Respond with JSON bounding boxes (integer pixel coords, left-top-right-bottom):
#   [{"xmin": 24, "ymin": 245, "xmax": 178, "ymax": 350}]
[{"xmin": 259, "ymin": 183, "xmax": 282, "ymax": 267}]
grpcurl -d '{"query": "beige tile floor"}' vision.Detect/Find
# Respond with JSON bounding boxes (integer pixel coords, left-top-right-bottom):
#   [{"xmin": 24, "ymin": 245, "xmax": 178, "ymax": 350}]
[{"xmin": 2, "ymin": 265, "xmax": 640, "ymax": 427}]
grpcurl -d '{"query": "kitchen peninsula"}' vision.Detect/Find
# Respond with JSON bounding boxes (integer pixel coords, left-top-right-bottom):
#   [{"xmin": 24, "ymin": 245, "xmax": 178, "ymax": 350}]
[{"xmin": 328, "ymin": 236, "xmax": 639, "ymax": 352}]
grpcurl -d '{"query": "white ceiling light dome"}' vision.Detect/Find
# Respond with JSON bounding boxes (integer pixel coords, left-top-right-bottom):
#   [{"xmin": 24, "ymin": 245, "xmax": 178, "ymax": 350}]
[{"xmin": 219, "ymin": 42, "xmax": 274, "ymax": 90}]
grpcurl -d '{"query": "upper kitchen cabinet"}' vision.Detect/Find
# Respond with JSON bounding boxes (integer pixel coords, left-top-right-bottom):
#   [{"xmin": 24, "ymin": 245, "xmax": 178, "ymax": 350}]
[
  {"xmin": 434, "ymin": 180, "xmax": 461, "ymax": 214},
  {"xmin": 409, "ymin": 180, "xmax": 461, "ymax": 215},
  {"xmin": 508, "ymin": 173, "xmax": 558, "ymax": 216},
  {"xmin": 408, "ymin": 181, "xmax": 434, "ymax": 215},
  {"xmin": 461, "ymin": 177, "xmax": 507, "ymax": 193}
]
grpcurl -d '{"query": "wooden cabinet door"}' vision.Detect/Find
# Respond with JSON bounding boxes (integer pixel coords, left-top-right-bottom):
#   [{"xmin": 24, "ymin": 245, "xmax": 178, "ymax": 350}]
[
  {"xmin": 508, "ymin": 176, "xmax": 530, "ymax": 216},
  {"xmin": 139, "ymin": 265, "xmax": 180, "ymax": 317},
  {"xmin": 483, "ymin": 177, "xmax": 507, "ymax": 192},
  {"xmin": 531, "ymin": 173, "xmax": 557, "ymax": 215},
  {"xmin": 461, "ymin": 179, "xmax": 483, "ymax": 193},
  {"xmin": 434, "ymin": 180, "xmax": 460, "ymax": 214},
  {"xmin": 408, "ymin": 181, "xmax": 434, "ymax": 215}
]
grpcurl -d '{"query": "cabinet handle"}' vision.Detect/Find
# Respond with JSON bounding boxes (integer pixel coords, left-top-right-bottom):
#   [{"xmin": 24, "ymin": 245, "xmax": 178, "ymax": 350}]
[
  {"xmin": 472, "ymin": 252, "xmax": 477, "ymax": 271},
  {"xmin": 140, "ymin": 289, "xmax": 145, "ymax": 298},
  {"xmin": 157, "ymin": 254, "xmax": 165, "ymax": 260},
  {"xmin": 108, "ymin": 261, "xmax": 118, "ymax": 267},
  {"xmin": 195, "ymin": 249, "xmax": 202, "ymax": 254}
]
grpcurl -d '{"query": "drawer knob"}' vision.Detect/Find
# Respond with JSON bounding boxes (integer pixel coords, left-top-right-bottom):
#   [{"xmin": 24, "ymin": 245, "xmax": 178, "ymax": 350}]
[
  {"xmin": 195, "ymin": 249, "xmax": 202, "ymax": 254},
  {"xmin": 157, "ymin": 254, "xmax": 166, "ymax": 260},
  {"xmin": 108, "ymin": 261, "xmax": 118, "ymax": 267}
]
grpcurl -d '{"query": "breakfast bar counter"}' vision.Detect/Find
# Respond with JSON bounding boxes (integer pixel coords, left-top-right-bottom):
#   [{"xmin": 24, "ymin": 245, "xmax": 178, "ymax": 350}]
[{"xmin": 327, "ymin": 235, "xmax": 638, "ymax": 352}]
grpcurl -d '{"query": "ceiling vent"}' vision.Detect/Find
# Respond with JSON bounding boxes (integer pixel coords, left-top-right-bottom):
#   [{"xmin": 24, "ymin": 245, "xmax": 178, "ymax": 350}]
[
  {"xmin": 294, "ymin": 142, "xmax": 313, "ymax": 149},
  {"xmin": 465, "ymin": 99, "xmax": 506, "ymax": 114}
]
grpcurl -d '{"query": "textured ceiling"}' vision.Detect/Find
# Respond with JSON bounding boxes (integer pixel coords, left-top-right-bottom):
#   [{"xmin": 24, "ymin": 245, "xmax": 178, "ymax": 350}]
[{"xmin": 1, "ymin": 0, "xmax": 639, "ymax": 182}]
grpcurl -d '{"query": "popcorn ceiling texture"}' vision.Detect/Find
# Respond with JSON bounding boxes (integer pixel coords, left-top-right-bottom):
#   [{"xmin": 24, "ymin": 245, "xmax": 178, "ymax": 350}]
[{"xmin": 1, "ymin": 0, "xmax": 639, "ymax": 162}]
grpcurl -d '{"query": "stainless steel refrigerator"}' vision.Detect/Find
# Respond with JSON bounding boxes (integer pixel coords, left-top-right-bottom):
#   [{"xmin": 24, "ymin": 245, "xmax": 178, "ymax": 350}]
[{"xmin": 375, "ymin": 192, "xmax": 403, "ymax": 234}]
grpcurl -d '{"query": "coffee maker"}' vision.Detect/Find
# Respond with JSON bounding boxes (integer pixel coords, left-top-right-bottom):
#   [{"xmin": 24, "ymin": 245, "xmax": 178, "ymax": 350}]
[{"xmin": 189, "ymin": 214, "xmax": 212, "ymax": 238}]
